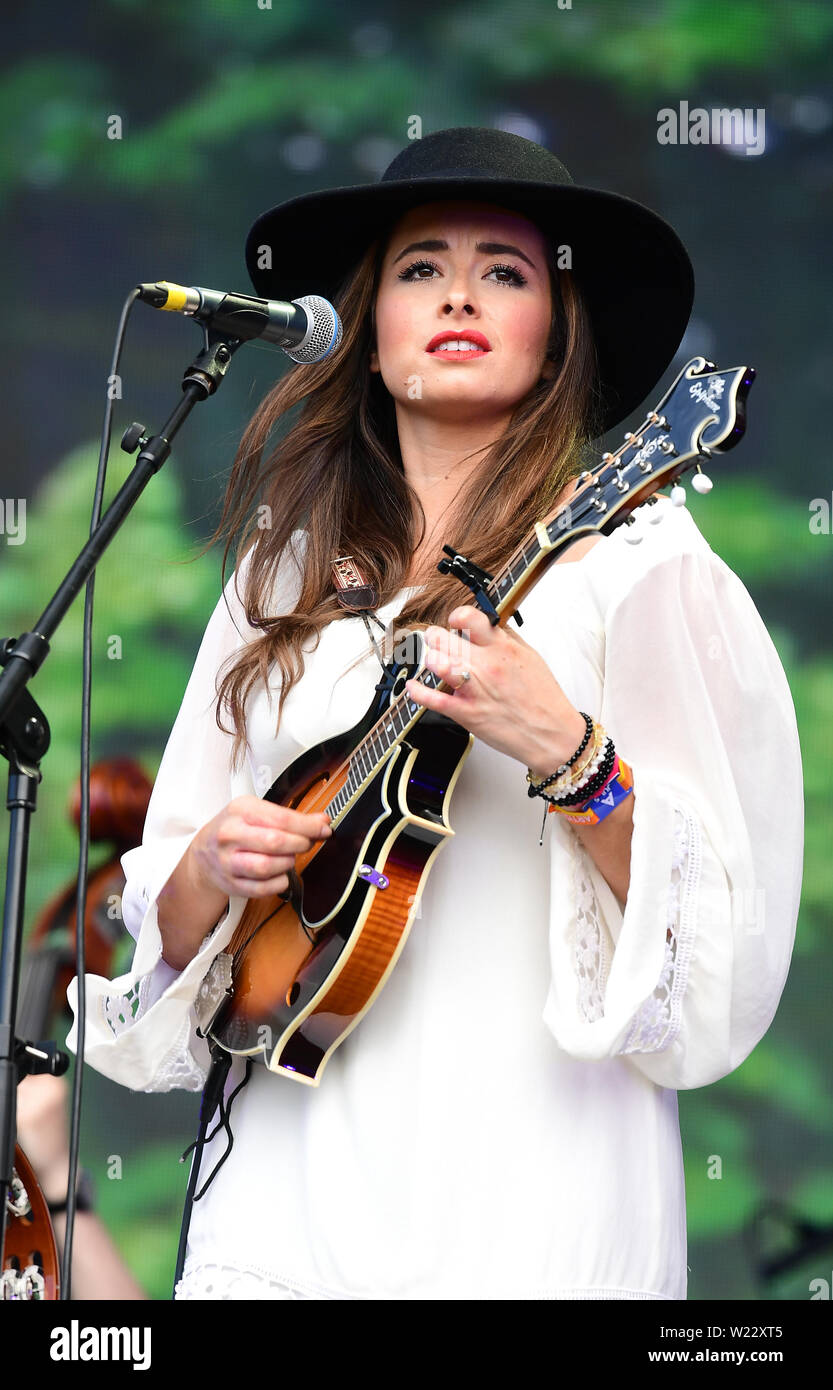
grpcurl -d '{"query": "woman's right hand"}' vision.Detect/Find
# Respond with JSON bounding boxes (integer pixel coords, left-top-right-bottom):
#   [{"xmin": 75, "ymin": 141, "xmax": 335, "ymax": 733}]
[
  {"xmin": 158, "ymin": 797, "xmax": 332, "ymax": 969},
  {"xmin": 190, "ymin": 795, "xmax": 332, "ymax": 901}
]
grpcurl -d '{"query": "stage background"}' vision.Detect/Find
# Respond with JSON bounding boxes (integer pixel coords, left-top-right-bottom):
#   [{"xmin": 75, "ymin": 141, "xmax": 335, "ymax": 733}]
[{"xmin": 2, "ymin": 0, "xmax": 832, "ymax": 1299}]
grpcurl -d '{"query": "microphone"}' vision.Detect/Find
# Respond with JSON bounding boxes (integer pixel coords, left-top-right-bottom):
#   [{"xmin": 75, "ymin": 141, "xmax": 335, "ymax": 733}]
[{"xmin": 136, "ymin": 280, "xmax": 343, "ymax": 364}]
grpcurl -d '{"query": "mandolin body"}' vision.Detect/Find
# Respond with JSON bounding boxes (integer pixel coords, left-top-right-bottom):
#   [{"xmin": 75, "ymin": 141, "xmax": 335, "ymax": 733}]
[{"xmin": 208, "ymin": 649, "xmax": 472, "ymax": 1085}]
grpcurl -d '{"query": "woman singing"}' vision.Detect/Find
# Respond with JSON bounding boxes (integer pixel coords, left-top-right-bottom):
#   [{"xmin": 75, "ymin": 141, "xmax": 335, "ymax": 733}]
[{"xmin": 68, "ymin": 126, "xmax": 804, "ymax": 1300}]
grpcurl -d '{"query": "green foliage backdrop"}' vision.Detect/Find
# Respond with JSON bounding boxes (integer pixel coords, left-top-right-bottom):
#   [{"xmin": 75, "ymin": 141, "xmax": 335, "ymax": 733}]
[{"xmin": 3, "ymin": 0, "xmax": 832, "ymax": 1299}]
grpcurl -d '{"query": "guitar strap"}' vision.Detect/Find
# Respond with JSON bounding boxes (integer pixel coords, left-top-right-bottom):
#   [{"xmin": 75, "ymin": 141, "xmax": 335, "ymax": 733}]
[{"xmin": 331, "ymin": 554, "xmax": 390, "ymax": 673}]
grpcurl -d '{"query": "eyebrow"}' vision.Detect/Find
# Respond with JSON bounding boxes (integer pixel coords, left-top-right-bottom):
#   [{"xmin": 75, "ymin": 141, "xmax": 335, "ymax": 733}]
[{"xmin": 391, "ymin": 239, "xmax": 538, "ymax": 270}]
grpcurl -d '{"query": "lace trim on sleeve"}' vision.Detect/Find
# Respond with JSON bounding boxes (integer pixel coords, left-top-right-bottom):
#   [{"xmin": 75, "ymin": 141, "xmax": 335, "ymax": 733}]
[
  {"xmin": 100, "ymin": 982, "xmax": 208, "ymax": 1092},
  {"xmin": 572, "ymin": 847, "xmax": 612, "ymax": 1024},
  {"xmin": 146, "ymin": 1011, "xmax": 209, "ymax": 1093},
  {"xmin": 619, "ymin": 804, "xmax": 702, "ymax": 1055},
  {"xmin": 571, "ymin": 804, "xmax": 703, "ymax": 1055},
  {"xmin": 101, "ymin": 974, "xmax": 152, "ymax": 1039},
  {"xmin": 99, "ymin": 924, "xmax": 225, "ymax": 1092}
]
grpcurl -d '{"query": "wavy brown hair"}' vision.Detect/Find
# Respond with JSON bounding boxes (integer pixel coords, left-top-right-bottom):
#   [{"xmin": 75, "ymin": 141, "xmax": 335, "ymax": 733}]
[{"xmin": 198, "ymin": 217, "xmax": 603, "ymax": 772}]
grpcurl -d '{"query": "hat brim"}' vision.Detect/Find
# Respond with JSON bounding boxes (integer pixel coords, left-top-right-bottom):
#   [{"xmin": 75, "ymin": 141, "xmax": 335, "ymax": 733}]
[{"xmin": 245, "ymin": 177, "xmax": 694, "ymax": 436}]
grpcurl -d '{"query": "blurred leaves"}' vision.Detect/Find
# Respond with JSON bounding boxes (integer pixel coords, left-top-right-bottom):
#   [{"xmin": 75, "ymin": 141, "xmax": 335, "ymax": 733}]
[
  {"xmin": 108, "ymin": 56, "xmax": 420, "ymax": 190},
  {"xmin": 446, "ymin": 0, "xmax": 833, "ymax": 92},
  {"xmin": 92, "ymin": 1135, "xmax": 192, "ymax": 1299},
  {"xmin": 0, "ymin": 58, "xmax": 107, "ymax": 196},
  {"xmin": 3, "ymin": 0, "xmax": 833, "ymax": 202},
  {"xmin": 682, "ymin": 1106, "xmax": 763, "ymax": 1239},
  {"xmin": 719, "ymin": 1040, "xmax": 832, "ymax": 1132},
  {"xmin": 0, "ymin": 440, "xmax": 221, "ymax": 917},
  {"xmin": 685, "ymin": 476, "xmax": 826, "ymax": 585},
  {"xmin": 95, "ymin": 1139, "xmax": 190, "ymax": 1223}
]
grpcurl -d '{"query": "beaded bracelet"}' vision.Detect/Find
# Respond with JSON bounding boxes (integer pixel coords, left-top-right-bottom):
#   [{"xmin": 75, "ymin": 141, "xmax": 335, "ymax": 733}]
[
  {"xmin": 531, "ymin": 724, "xmax": 606, "ymax": 800},
  {"xmin": 527, "ymin": 714, "xmax": 611, "ymax": 805},
  {"xmin": 549, "ymin": 740, "xmax": 616, "ymax": 806},
  {"xmin": 526, "ymin": 711, "xmax": 594, "ymax": 794},
  {"xmin": 538, "ymin": 733, "xmax": 612, "ymax": 804},
  {"xmin": 526, "ymin": 714, "xmax": 634, "ymax": 837}
]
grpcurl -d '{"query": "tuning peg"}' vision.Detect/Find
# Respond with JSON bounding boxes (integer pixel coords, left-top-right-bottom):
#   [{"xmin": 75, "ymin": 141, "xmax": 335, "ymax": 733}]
[
  {"xmin": 670, "ymin": 484, "xmax": 687, "ymax": 506},
  {"xmin": 646, "ymin": 496, "xmax": 665, "ymax": 524},
  {"xmin": 691, "ymin": 464, "xmax": 713, "ymax": 494},
  {"xmin": 623, "ymin": 514, "xmax": 644, "ymax": 544}
]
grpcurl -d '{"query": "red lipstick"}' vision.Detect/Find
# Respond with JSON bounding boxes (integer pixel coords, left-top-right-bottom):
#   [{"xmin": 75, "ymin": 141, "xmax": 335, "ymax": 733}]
[{"xmin": 426, "ymin": 330, "xmax": 491, "ymax": 357}]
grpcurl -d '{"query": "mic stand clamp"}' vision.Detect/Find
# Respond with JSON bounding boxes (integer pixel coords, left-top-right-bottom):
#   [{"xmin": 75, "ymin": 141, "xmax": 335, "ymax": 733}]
[
  {"xmin": 15, "ymin": 1039, "xmax": 70, "ymax": 1081},
  {"xmin": 119, "ymin": 332, "xmax": 239, "ymax": 471}
]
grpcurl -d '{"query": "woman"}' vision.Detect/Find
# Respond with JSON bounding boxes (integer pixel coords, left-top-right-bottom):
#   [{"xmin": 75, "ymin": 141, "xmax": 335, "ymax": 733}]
[{"xmin": 67, "ymin": 127, "xmax": 804, "ymax": 1300}]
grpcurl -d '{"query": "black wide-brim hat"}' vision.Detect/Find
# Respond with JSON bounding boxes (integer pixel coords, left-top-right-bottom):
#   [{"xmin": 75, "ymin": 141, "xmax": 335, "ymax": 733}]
[{"xmin": 245, "ymin": 126, "xmax": 694, "ymax": 434}]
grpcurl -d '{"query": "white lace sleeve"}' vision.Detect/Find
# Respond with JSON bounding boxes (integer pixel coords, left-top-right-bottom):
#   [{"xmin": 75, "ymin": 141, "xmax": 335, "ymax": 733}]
[
  {"xmin": 64, "ymin": 540, "xmax": 303, "ymax": 1093},
  {"xmin": 92, "ymin": 922, "xmax": 226, "ymax": 1093},
  {"xmin": 618, "ymin": 805, "xmax": 700, "ymax": 1054},
  {"xmin": 543, "ymin": 541, "xmax": 803, "ymax": 1091},
  {"xmin": 570, "ymin": 802, "xmax": 701, "ymax": 1048}
]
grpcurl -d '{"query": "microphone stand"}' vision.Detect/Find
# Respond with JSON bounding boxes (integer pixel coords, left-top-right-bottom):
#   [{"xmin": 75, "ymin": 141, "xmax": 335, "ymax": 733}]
[{"xmin": 0, "ymin": 326, "xmax": 244, "ymax": 1280}]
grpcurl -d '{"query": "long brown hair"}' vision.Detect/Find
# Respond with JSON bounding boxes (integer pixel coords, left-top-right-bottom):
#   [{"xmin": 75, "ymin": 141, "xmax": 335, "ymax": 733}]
[{"xmin": 199, "ymin": 218, "xmax": 603, "ymax": 772}]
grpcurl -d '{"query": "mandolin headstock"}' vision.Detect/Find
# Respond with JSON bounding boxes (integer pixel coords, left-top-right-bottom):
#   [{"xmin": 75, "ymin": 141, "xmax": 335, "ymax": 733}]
[
  {"xmin": 653, "ymin": 355, "xmax": 754, "ymax": 460},
  {"xmin": 545, "ymin": 356, "xmax": 756, "ymax": 545}
]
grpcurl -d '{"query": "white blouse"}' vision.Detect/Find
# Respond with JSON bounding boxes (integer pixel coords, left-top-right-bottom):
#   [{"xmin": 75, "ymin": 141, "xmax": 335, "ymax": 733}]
[{"xmin": 66, "ymin": 494, "xmax": 804, "ymax": 1300}]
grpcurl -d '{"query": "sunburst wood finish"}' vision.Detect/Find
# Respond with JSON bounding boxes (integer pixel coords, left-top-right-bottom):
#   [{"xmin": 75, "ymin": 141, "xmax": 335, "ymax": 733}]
[
  {"xmin": 211, "ymin": 688, "xmax": 472, "ymax": 1084},
  {"xmin": 207, "ymin": 358, "xmax": 755, "ymax": 1085}
]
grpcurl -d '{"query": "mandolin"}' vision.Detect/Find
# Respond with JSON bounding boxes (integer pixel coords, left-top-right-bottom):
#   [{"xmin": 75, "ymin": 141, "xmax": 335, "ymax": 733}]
[{"xmin": 204, "ymin": 356, "xmax": 755, "ymax": 1085}]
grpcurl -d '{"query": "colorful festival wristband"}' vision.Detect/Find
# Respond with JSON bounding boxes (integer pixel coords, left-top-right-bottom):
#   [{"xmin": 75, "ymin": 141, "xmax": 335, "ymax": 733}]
[{"xmin": 549, "ymin": 755, "xmax": 634, "ymax": 825}]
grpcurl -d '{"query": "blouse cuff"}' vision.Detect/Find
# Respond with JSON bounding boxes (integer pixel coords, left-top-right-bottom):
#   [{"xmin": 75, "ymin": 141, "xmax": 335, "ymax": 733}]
[
  {"xmin": 65, "ymin": 873, "xmax": 246, "ymax": 1093},
  {"xmin": 542, "ymin": 759, "xmax": 719, "ymax": 1070}
]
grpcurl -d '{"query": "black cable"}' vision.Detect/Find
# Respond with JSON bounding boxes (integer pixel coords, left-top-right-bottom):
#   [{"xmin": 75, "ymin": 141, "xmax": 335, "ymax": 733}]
[
  {"xmin": 179, "ymin": 1058, "xmax": 252, "ymax": 1161},
  {"xmin": 192, "ymin": 1058, "xmax": 252, "ymax": 1201},
  {"xmin": 171, "ymin": 1049, "xmax": 253, "ymax": 1297},
  {"xmin": 61, "ymin": 288, "xmax": 141, "ymax": 1299}
]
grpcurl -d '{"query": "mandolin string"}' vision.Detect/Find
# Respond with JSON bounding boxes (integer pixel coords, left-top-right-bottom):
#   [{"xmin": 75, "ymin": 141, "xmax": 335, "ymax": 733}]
[
  {"xmin": 291, "ymin": 428, "xmax": 649, "ymax": 825},
  {"xmin": 231, "ymin": 898, "xmax": 305, "ymax": 962},
  {"xmin": 339, "ymin": 447, "xmax": 631, "ymax": 787}
]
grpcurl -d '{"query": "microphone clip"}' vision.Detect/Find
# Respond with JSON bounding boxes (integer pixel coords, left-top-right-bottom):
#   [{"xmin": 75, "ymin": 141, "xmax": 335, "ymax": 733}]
[{"xmin": 183, "ymin": 328, "xmax": 244, "ymax": 397}]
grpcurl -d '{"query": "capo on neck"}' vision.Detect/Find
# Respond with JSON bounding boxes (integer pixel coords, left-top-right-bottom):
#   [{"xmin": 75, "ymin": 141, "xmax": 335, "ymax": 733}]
[{"xmin": 436, "ymin": 545, "xmax": 523, "ymax": 627}]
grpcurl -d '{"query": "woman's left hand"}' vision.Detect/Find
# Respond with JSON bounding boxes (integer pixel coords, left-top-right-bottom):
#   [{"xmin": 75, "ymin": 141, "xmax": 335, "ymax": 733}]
[{"xmin": 404, "ymin": 604, "xmax": 588, "ymax": 778}]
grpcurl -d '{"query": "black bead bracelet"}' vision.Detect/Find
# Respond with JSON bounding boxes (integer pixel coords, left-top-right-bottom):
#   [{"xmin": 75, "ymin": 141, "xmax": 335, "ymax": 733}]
[
  {"xmin": 526, "ymin": 737, "xmax": 616, "ymax": 808},
  {"xmin": 548, "ymin": 741, "xmax": 616, "ymax": 806},
  {"xmin": 526, "ymin": 711, "xmax": 594, "ymax": 798}
]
